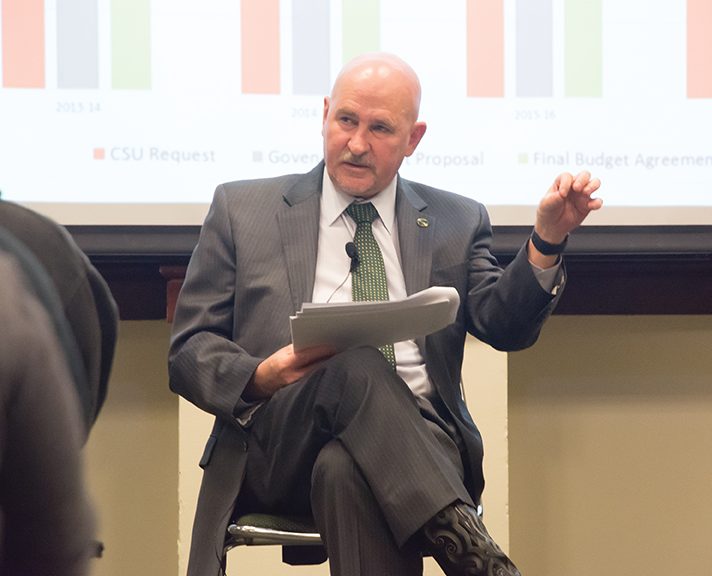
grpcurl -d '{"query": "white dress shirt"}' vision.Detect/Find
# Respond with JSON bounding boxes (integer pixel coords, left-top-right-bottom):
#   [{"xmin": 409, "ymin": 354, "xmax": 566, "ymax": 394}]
[
  {"xmin": 311, "ymin": 171, "xmax": 561, "ymax": 399},
  {"xmin": 312, "ymin": 171, "xmax": 435, "ymax": 398}
]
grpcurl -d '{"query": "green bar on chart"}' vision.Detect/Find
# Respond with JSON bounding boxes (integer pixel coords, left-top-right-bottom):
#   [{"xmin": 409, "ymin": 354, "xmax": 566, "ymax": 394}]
[
  {"xmin": 564, "ymin": 0, "xmax": 602, "ymax": 97},
  {"xmin": 112, "ymin": 0, "xmax": 151, "ymax": 89},
  {"xmin": 342, "ymin": 0, "xmax": 380, "ymax": 63}
]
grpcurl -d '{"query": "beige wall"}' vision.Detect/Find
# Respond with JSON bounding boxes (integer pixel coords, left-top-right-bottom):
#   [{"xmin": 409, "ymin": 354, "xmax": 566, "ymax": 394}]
[
  {"xmin": 84, "ymin": 321, "xmax": 178, "ymax": 576},
  {"xmin": 509, "ymin": 316, "xmax": 712, "ymax": 576},
  {"xmin": 85, "ymin": 315, "xmax": 712, "ymax": 576}
]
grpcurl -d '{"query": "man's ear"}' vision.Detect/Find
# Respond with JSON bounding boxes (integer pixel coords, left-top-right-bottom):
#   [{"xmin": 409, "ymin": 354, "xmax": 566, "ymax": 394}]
[
  {"xmin": 322, "ymin": 97, "xmax": 331, "ymax": 124},
  {"xmin": 321, "ymin": 97, "xmax": 331, "ymax": 137},
  {"xmin": 405, "ymin": 122, "xmax": 427, "ymax": 156}
]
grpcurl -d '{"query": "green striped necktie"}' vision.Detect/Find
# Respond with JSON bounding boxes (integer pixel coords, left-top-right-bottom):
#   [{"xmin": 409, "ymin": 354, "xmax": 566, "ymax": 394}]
[{"xmin": 345, "ymin": 202, "xmax": 396, "ymax": 368}]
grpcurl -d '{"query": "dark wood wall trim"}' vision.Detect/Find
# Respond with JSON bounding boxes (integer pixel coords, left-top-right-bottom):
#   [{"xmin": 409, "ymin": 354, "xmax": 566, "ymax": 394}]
[{"xmin": 70, "ymin": 225, "xmax": 712, "ymax": 319}]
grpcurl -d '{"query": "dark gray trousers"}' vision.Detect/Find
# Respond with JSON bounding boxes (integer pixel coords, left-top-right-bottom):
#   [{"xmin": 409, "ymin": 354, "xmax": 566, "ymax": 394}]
[{"xmin": 239, "ymin": 346, "xmax": 474, "ymax": 575}]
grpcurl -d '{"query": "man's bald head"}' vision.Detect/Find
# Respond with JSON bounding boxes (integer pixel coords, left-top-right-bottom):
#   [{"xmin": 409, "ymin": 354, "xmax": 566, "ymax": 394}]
[
  {"xmin": 330, "ymin": 53, "xmax": 423, "ymax": 122},
  {"xmin": 321, "ymin": 53, "xmax": 427, "ymax": 198}
]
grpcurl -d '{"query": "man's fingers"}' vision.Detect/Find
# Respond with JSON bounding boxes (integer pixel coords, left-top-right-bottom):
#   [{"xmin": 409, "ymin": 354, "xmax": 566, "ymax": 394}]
[
  {"xmin": 572, "ymin": 171, "xmax": 592, "ymax": 192},
  {"xmin": 588, "ymin": 197, "xmax": 604, "ymax": 211},
  {"xmin": 292, "ymin": 344, "xmax": 337, "ymax": 367},
  {"xmin": 583, "ymin": 177, "xmax": 601, "ymax": 195},
  {"xmin": 553, "ymin": 172, "xmax": 574, "ymax": 197}
]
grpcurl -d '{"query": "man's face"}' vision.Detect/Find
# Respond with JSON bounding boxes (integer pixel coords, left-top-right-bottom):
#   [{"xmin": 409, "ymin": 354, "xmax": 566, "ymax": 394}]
[{"xmin": 322, "ymin": 68, "xmax": 426, "ymax": 198}]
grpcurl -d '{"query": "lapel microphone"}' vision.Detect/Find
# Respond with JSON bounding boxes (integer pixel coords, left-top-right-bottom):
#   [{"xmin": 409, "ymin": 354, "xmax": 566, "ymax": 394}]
[
  {"xmin": 345, "ymin": 241, "xmax": 359, "ymax": 272},
  {"xmin": 325, "ymin": 242, "xmax": 360, "ymax": 303}
]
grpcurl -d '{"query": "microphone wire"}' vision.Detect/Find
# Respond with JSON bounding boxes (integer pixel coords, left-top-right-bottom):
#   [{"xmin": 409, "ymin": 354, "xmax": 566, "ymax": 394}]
[{"xmin": 325, "ymin": 242, "xmax": 359, "ymax": 303}]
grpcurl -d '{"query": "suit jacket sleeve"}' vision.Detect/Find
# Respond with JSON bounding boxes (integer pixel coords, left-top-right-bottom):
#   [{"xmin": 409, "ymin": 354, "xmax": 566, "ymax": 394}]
[
  {"xmin": 168, "ymin": 185, "xmax": 263, "ymax": 424},
  {"xmin": 464, "ymin": 203, "xmax": 563, "ymax": 351}
]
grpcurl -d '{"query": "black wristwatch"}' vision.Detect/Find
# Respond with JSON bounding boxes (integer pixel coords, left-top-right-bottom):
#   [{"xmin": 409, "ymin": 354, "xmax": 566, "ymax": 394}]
[{"xmin": 530, "ymin": 229, "xmax": 568, "ymax": 255}]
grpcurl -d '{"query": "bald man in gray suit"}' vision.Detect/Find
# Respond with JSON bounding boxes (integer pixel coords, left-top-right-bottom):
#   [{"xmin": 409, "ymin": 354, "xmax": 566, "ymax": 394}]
[{"xmin": 169, "ymin": 53, "xmax": 602, "ymax": 576}]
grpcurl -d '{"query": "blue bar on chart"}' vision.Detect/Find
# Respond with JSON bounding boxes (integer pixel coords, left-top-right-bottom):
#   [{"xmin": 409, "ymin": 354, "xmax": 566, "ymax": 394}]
[
  {"xmin": 516, "ymin": 0, "xmax": 553, "ymax": 97},
  {"xmin": 292, "ymin": 0, "xmax": 330, "ymax": 95},
  {"xmin": 57, "ymin": 0, "xmax": 99, "ymax": 88}
]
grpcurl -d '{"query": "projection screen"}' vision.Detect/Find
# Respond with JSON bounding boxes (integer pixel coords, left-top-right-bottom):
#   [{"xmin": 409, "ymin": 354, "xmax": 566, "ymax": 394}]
[{"xmin": 1, "ymin": 0, "xmax": 710, "ymax": 228}]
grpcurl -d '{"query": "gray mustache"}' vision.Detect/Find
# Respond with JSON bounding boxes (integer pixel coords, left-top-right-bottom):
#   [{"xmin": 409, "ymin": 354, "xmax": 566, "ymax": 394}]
[{"xmin": 341, "ymin": 154, "xmax": 371, "ymax": 167}]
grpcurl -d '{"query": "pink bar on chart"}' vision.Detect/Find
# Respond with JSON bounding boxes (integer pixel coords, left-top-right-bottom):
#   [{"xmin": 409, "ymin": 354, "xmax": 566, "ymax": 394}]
[
  {"xmin": 688, "ymin": 0, "xmax": 712, "ymax": 98},
  {"xmin": 2, "ymin": 0, "xmax": 45, "ymax": 88},
  {"xmin": 241, "ymin": 0, "xmax": 280, "ymax": 94},
  {"xmin": 467, "ymin": 0, "xmax": 504, "ymax": 97}
]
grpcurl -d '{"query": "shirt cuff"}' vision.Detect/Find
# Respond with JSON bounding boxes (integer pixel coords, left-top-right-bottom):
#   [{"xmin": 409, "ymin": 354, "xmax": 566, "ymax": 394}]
[{"xmin": 529, "ymin": 259, "xmax": 563, "ymax": 294}]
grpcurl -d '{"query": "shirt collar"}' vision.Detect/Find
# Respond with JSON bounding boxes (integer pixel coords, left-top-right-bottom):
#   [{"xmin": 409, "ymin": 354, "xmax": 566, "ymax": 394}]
[{"xmin": 321, "ymin": 169, "xmax": 397, "ymax": 234}]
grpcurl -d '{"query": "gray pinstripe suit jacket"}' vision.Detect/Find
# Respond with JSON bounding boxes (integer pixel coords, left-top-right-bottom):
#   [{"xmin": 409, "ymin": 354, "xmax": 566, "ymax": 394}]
[{"xmin": 168, "ymin": 162, "xmax": 562, "ymax": 576}]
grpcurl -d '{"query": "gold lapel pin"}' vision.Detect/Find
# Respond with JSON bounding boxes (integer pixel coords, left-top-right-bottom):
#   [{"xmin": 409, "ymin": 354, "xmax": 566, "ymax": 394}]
[{"xmin": 416, "ymin": 217, "xmax": 429, "ymax": 228}]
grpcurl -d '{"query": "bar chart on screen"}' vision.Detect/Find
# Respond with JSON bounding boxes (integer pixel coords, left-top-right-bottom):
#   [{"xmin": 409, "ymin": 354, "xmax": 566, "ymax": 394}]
[
  {"xmin": 1, "ymin": 1, "xmax": 704, "ymax": 97},
  {"xmin": 0, "ymin": 0, "xmax": 709, "ymax": 223},
  {"xmin": 1, "ymin": 0, "xmax": 150, "ymax": 89}
]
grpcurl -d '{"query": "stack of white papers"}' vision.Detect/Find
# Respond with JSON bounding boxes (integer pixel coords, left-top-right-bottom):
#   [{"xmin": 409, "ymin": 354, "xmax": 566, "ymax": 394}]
[{"xmin": 290, "ymin": 286, "xmax": 460, "ymax": 351}]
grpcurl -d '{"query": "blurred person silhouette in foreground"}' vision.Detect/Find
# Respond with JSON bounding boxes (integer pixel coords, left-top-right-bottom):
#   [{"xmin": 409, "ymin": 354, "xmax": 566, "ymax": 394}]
[{"xmin": 0, "ymin": 252, "xmax": 95, "ymax": 575}]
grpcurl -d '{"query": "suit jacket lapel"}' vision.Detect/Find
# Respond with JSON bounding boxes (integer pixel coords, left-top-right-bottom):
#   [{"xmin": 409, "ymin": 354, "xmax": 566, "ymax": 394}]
[
  {"xmin": 396, "ymin": 178, "xmax": 433, "ymax": 296},
  {"xmin": 276, "ymin": 168, "xmax": 433, "ymax": 314},
  {"xmin": 277, "ymin": 164, "xmax": 323, "ymax": 312}
]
